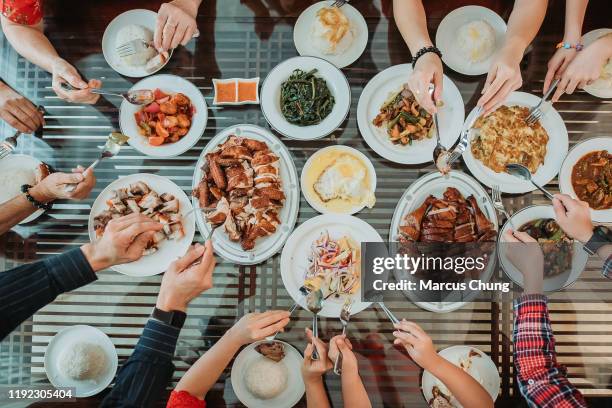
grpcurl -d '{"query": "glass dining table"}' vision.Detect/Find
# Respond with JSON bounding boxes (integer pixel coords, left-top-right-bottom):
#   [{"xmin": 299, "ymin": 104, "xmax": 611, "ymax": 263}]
[{"xmin": 0, "ymin": 0, "xmax": 610, "ymax": 406}]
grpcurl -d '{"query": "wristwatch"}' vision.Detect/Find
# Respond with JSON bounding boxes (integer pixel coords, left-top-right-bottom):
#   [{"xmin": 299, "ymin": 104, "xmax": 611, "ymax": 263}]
[
  {"xmin": 150, "ymin": 307, "xmax": 187, "ymax": 329},
  {"xmin": 583, "ymin": 226, "xmax": 612, "ymax": 256}
]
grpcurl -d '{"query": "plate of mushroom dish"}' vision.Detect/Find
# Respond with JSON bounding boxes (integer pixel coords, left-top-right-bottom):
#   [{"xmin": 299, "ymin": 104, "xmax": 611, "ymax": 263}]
[
  {"xmin": 191, "ymin": 124, "xmax": 299, "ymax": 265},
  {"xmin": 88, "ymin": 173, "xmax": 195, "ymax": 276},
  {"xmin": 559, "ymin": 137, "xmax": 612, "ymax": 223},
  {"xmin": 389, "ymin": 171, "xmax": 498, "ymax": 313}
]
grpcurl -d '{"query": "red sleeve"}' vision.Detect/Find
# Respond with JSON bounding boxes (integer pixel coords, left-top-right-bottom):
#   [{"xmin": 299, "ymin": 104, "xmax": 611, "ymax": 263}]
[
  {"xmin": 166, "ymin": 390, "xmax": 206, "ymax": 408},
  {"xmin": 0, "ymin": 0, "xmax": 43, "ymax": 25}
]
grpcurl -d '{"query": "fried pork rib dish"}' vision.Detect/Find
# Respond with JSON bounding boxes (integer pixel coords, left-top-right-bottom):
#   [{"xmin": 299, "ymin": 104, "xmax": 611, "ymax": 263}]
[
  {"xmin": 399, "ymin": 187, "xmax": 496, "ymax": 243},
  {"xmin": 372, "ymin": 83, "xmax": 433, "ymax": 146},
  {"xmin": 471, "ymin": 105, "xmax": 548, "ymax": 173},
  {"xmin": 192, "ymin": 136, "xmax": 285, "ymax": 250},
  {"xmin": 93, "ymin": 182, "xmax": 184, "ymax": 255},
  {"xmin": 571, "ymin": 150, "xmax": 611, "ymax": 210}
]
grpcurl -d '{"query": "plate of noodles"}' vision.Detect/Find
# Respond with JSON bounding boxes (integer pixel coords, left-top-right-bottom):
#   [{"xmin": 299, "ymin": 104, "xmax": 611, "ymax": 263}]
[
  {"xmin": 280, "ymin": 214, "xmax": 382, "ymax": 317},
  {"xmin": 435, "ymin": 5, "xmax": 507, "ymax": 76}
]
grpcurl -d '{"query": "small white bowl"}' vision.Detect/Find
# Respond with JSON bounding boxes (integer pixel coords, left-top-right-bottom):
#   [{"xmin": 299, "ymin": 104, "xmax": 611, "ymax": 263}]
[
  {"xmin": 44, "ymin": 325, "xmax": 118, "ymax": 398},
  {"xmin": 0, "ymin": 154, "xmax": 45, "ymax": 224},
  {"xmin": 119, "ymin": 74, "xmax": 207, "ymax": 158},
  {"xmin": 260, "ymin": 56, "xmax": 351, "ymax": 140},
  {"xmin": 301, "ymin": 145, "xmax": 376, "ymax": 215}
]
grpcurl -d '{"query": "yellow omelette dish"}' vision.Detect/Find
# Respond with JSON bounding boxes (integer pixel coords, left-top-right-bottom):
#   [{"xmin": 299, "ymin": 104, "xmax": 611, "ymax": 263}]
[{"xmin": 471, "ymin": 105, "xmax": 548, "ymax": 174}]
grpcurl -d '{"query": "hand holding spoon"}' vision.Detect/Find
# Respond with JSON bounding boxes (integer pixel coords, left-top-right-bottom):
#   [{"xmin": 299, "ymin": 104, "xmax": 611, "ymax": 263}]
[
  {"xmin": 505, "ymin": 163, "xmax": 555, "ymax": 200},
  {"xmin": 305, "ymin": 289, "xmax": 323, "ymax": 360},
  {"xmin": 429, "ymin": 84, "xmax": 449, "ymax": 173},
  {"xmin": 60, "ymin": 83, "xmax": 155, "ymax": 105}
]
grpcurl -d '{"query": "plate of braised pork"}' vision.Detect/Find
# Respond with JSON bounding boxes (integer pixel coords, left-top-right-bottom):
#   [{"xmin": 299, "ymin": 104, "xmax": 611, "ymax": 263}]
[
  {"xmin": 191, "ymin": 124, "xmax": 299, "ymax": 265},
  {"xmin": 88, "ymin": 173, "xmax": 195, "ymax": 276},
  {"xmin": 119, "ymin": 74, "xmax": 207, "ymax": 158},
  {"xmin": 389, "ymin": 171, "xmax": 498, "ymax": 312}
]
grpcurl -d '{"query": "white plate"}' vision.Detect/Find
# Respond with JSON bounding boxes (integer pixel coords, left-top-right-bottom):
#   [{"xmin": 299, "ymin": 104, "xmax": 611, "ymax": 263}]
[
  {"xmin": 281, "ymin": 214, "xmax": 381, "ymax": 317},
  {"xmin": 102, "ymin": 9, "xmax": 172, "ymax": 78},
  {"xmin": 88, "ymin": 173, "xmax": 195, "ymax": 276},
  {"xmin": 260, "ymin": 56, "xmax": 351, "ymax": 140},
  {"xmin": 357, "ymin": 64, "xmax": 465, "ymax": 164},
  {"xmin": 582, "ymin": 28, "xmax": 612, "ymax": 99},
  {"xmin": 559, "ymin": 137, "xmax": 612, "ymax": 223},
  {"xmin": 293, "ymin": 1, "xmax": 368, "ymax": 69},
  {"xmin": 435, "ymin": 5, "xmax": 507, "ymax": 76},
  {"xmin": 44, "ymin": 325, "xmax": 118, "ymax": 398},
  {"xmin": 499, "ymin": 205, "xmax": 589, "ymax": 292},
  {"xmin": 119, "ymin": 74, "xmax": 207, "ymax": 157},
  {"xmin": 463, "ymin": 91, "xmax": 568, "ymax": 193},
  {"xmin": 192, "ymin": 124, "xmax": 299, "ymax": 265},
  {"xmin": 300, "ymin": 145, "xmax": 377, "ymax": 215},
  {"xmin": 389, "ymin": 171, "xmax": 498, "ymax": 313},
  {"xmin": 0, "ymin": 154, "xmax": 44, "ymax": 224},
  {"xmin": 422, "ymin": 345, "xmax": 500, "ymax": 407},
  {"xmin": 231, "ymin": 340, "xmax": 304, "ymax": 408}
]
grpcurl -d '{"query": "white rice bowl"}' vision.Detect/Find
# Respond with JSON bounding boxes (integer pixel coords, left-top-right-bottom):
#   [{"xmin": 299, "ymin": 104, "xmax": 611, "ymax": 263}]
[
  {"xmin": 57, "ymin": 342, "xmax": 107, "ymax": 381},
  {"xmin": 0, "ymin": 167, "xmax": 37, "ymax": 204},
  {"xmin": 311, "ymin": 9, "xmax": 354, "ymax": 55},
  {"xmin": 456, "ymin": 20, "xmax": 496, "ymax": 63},
  {"xmin": 115, "ymin": 24, "xmax": 157, "ymax": 66},
  {"xmin": 244, "ymin": 357, "xmax": 288, "ymax": 399}
]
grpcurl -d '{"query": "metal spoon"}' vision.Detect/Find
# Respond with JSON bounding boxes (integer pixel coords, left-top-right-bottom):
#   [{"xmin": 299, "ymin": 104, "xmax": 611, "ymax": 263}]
[
  {"xmin": 428, "ymin": 84, "xmax": 448, "ymax": 170},
  {"xmin": 505, "ymin": 163, "xmax": 555, "ymax": 200},
  {"xmin": 64, "ymin": 132, "xmax": 128, "ymax": 192},
  {"xmin": 60, "ymin": 83, "xmax": 155, "ymax": 105},
  {"xmin": 306, "ymin": 289, "xmax": 323, "ymax": 360}
]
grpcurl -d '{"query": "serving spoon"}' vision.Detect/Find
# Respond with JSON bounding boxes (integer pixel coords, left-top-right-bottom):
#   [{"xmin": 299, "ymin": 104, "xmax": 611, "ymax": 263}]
[
  {"xmin": 61, "ymin": 83, "xmax": 155, "ymax": 105},
  {"xmin": 429, "ymin": 84, "xmax": 449, "ymax": 172},
  {"xmin": 505, "ymin": 163, "xmax": 555, "ymax": 200}
]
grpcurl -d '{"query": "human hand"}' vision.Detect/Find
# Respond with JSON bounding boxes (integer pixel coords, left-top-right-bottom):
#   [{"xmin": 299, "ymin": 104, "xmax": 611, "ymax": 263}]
[
  {"xmin": 503, "ymin": 229, "xmax": 544, "ymax": 294},
  {"xmin": 552, "ymin": 194, "xmax": 593, "ymax": 242},
  {"xmin": 552, "ymin": 39, "xmax": 610, "ymax": 102},
  {"xmin": 156, "ymin": 241, "xmax": 215, "ymax": 312},
  {"xmin": 155, "ymin": 0, "xmax": 200, "ymax": 52},
  {"xmin": 227, "ymin": 310, "xmax": 291, "ymax": 346},
  {"xmin": 0, "ymin": 82, "xmax": 44, "ymax": 133},
  {"xmin": 543, "ymin": 48, "xmax": 577, "ymax": 94},
  {"xmin": 30, "ymin": 167, "xmax": 96, "ymax": 202},
  {"xmin": 392, "ymin": 320, "xmax": 439, "ymax": 371},
  {"xmin": 478, "ymin": 45, "xmax": 523, "ymax": 114},
  {"xmin": 51, "ymin": 58, "xmax": 101, "ymax": 104},
  {"xmin": 301, "ymin": 328, "xmax": 332, "ymax": 383},
  {"xmin": 327, "ymin": 334, "xmax": 358, "ymax": 374},
  {"xmin": 80, "ymin": 213, "xmax": 163, "ymax": 272},
  {"xmin": 408, "ymin": 52, "xmax": 443, "ymax": 114}
]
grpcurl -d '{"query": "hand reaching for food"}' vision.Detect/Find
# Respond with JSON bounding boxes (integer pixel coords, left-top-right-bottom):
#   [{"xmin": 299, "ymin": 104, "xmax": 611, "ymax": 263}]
[
  {"xmin": 156, "ymin": 241, "xmax": 215, "ymax": 312},
  {"xmin": 155, "ymin": 0, "xmax": 200, "ymax": 52},
  {"xmin": 0, "ymin": 81, "xmax": 44, "ymax": 133},
  {"xmin": 408, "ymin": 53, "xmax": 443, "ymax": 114},
  {"xmin": 30, "ymin": 167, "xmax": 96, "ymax": 202},
  {"xmin": 228, "ymin": 310, "xmax": 291, "ymax": 346},
  {"xmin": 80, "ymin": 213, "xmax": 163, "ymax": 272},
  {"xmin": 51, "ymin": 58, "xmax": 101, "ymax": 104},
  {"xmin": 503, "ymin": 229, "xmax": 544, "ymax": 294},
  {"xmin": 302, "ymin": 327, "xmax": 332, "ymax": 382},
  {"xmin": 552, "ymin": 194, "xmax": 594, "ymax": 243},
  {"xmin": 543, "ymin": 48, "xmax": 577, "ymax": 94},
  {"xmin": 392, "ymin": 320, "xmax": 439, "ymax": 370},
  {"xmin": 478, "ymin": 46, "xmax": 523, "ymax": 114}
]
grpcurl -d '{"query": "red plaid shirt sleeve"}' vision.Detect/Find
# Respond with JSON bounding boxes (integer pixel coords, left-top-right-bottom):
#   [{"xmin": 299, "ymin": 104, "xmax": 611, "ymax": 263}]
[{"xmin": 513, "ymin": 294, "xmax": 587, "ymax": 408}]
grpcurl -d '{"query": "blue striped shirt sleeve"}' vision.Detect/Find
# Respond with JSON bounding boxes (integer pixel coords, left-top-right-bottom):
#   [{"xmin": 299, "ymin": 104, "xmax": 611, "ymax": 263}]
[
  {"xmin": 0, "ymin": 248, "xmax": 96, "ymax": 340},
  {"xmin": 100, "ymin": 319, "xmax": 180, "ymax": 408}
]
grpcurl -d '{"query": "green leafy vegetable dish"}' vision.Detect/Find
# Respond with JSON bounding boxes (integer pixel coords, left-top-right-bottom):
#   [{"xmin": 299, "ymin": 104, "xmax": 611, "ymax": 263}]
[{"xmin": 280, "ymin": 69, "xmax": 335, "ymax": 126}]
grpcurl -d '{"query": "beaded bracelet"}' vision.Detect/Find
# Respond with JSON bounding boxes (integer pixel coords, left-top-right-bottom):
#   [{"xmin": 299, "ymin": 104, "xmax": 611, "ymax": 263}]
[
  {"xmin": 21, "ymin": 184, "xmax": 52, "ymax": 211},
  {"xmin": 556, "ymin": 42, "xmax": 584, "ymax": 51},
  {"xmin": 412, "ymin": 46, "xmax": 443, "ymax": 68}
]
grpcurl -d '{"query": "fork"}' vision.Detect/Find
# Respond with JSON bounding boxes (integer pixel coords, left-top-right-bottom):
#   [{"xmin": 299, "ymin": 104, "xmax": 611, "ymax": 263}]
[
  {"xmin": 445, "ymin": 105, "xmax": 483, "ymax": 167},
  {"xmin": 492, "ymin": 184, "xmax": 514, "ymax": 229},
  {"xmin": 331, "ymin": 0, "xmax": 349, "ymax": 7},
  {"xmin": 0, "ymin": 130, "xmax": 21, "ymax": 160},
  {"xmin": 116, "ymin": 39, "xmax": 155, "ymax": 58},
  {"xmin": 525, "ymin": 78, "xmax": 560, "ymax": 125},
  {"xmin": 333, "ymin": 299, "xmax": 353, "ymax": 375}
]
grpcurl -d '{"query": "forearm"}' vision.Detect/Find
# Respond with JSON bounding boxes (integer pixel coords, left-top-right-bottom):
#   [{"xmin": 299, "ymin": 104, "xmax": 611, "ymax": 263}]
[
  {"xmin": 341, "ymin": 370, "xmax": 371, "ymax": 408},
  {"xmin": 101, "ymin": 319, "xmax": 180, "ymax": 408},
  {"xmin": 563, "ymin": 0, "xmax": 589, "ymax": 42},
  {"xmin": 392, "ymin": 0, "xmax": 432, "ymax": 53},
  {"xmin": 0, "ymin": 17, "xmax": 60, "ymax": 73},
  {"xmin": 504, "ymin": 0, "xmax": 548, "ymax": 54},
  {"xmin": 0, "ymin": 195, "xmax": 37, "ymax": 235},
  {"xmin": 427, "ymin": 356, "xmax": 493, "ymax": 408},
  {"xmin": 304, "ymin": 378, "xmax": 331, "ymax": 408},
  {"xmin": 174, "ymin": 331, "xmax": 242, "ymax": 398},
  {"xmin": 0, "ymin": 248, "xmax": 97, "ymax": 340}
]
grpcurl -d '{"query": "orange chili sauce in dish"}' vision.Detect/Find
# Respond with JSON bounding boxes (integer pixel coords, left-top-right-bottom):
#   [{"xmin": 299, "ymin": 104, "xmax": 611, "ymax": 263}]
[
  {"xmin": 238, "ymin": 80, "xmax": 258, "ymax": 102},
  {"xmin": 216, "ymin": 81, "xmax": 237, "ymax": 103}
]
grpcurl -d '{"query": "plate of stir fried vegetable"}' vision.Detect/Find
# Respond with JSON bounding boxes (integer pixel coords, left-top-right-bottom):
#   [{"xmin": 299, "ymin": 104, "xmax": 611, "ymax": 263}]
[
  {"xmin": 261, "ymin": 56, "xmax": 351, "ymax": 140},
  {"xmin": 280, "ymin": 214, "xmax": 382, "ymax": 317},
  {"xmin": 357, "ymin": 64, "xmax": 464, "ymax": 164}
]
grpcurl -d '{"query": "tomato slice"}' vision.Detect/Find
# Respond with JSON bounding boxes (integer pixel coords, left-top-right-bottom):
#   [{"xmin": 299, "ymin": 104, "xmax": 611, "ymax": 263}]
[
  {"xmin": 148, "ymin": 136, "xmax": 165, "ymax": 146},
  {"xmin": 153, "ymin": 88, "xmax": 169, "ymax": 100},
  {"xmin": 143, "ymin": 102, "xmax": 160, "ymax": 113}
]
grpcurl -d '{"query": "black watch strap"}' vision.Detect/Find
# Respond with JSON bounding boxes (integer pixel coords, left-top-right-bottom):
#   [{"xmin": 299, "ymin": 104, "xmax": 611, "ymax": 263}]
[
  {"xmin": 583, "ymin": 226, "xmax": 612, "ymax": 256},
  {"xmin": 151, "ymin": 307, "xmax": 186, "ymax": 329}
]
